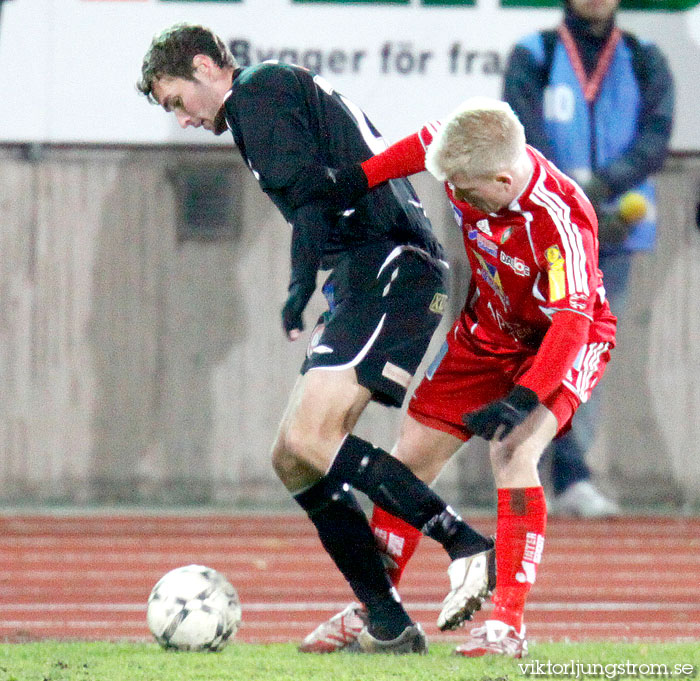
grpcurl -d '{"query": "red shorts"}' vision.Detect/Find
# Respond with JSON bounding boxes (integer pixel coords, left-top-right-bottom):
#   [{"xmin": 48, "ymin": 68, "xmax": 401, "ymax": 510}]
[{"xmin": 408, "ymin": 320, "xmax": 612, "ymax": 441}]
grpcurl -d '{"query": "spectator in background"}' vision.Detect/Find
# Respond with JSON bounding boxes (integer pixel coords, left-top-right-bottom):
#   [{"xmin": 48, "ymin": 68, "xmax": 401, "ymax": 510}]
[{"xmin": 502, "ymin": 0, "xmax": 674, "ymax": 516}]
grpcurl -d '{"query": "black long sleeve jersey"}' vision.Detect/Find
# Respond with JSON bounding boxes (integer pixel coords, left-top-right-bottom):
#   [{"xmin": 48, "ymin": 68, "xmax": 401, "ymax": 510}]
[{"xmin": 223, "ymin": 61, "xmax": 443, "ymax": 290}]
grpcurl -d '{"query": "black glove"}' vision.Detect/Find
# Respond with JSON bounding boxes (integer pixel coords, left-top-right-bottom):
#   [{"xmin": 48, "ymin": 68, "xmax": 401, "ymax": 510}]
[
  {"xmin": 293, "ymin": 165, "xmax": 369, "ymax": 211},
  {"xmin": 462, "ymin": 386, "xmax": 540, "ymax": 441},
  {"xmin": 326, "ymin": 165, "xmax": 370, "ymax": 209},
  {"xmin": 281, "ymin": 280, "xmax": 315, "ymax": 336}
]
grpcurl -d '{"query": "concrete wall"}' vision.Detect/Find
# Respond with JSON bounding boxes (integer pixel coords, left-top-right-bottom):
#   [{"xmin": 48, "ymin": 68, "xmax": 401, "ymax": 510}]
[{"xmin": 1, "ymin": 145, "xmax": 698, "ymax": 509}]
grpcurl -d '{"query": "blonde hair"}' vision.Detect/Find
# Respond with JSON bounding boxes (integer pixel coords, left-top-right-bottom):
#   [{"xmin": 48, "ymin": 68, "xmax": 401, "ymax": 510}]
[{"xmin": 425, "ymin": 97, "xmax": 526, "ymax": 182}]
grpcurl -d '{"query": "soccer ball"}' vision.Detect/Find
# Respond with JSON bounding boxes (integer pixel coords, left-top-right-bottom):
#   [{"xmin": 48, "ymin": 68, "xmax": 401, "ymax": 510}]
[{"xmin": 147, "ymin": 564, "xmax": 242, "ymax": 651}]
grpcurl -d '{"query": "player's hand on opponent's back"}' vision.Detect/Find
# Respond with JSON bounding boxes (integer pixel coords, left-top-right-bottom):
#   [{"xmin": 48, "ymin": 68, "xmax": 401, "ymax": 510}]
[
  {"xmin": 281, "ymin": 280, "xmax": 316, "ymax": 341},
  {"xmin": 295, "ymin": 165, "xmax": 369, "ymax": 211},
  {"xmin": 324, "ymin": 165, "xmax": 370, "ymax": 209},
  {"xmin": 462, "ymin": 385, "xmax": 540, "ymax": 441}
]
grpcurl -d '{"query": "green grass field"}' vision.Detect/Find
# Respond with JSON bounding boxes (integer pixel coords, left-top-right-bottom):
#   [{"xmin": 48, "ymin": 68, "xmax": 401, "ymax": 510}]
[{"xmin": 0, "ymin": 641, "xmax": 698, "ymax": 681}]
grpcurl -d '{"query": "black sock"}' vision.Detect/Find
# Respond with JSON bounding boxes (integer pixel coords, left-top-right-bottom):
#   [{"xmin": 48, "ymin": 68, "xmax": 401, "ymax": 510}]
[
  {"xmin": 327, "ymin": 435, "xmax": 492, "ymax": 559},
  {"xmin": 294, "ymin": 478, "xmax": 412, "ymax": 640}
]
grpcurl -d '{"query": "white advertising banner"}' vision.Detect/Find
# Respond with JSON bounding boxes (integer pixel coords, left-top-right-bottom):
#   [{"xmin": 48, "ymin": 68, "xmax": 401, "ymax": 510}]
[{"xmin": 0, "ymin": 0, "xmax": 698, "ymax": 149}]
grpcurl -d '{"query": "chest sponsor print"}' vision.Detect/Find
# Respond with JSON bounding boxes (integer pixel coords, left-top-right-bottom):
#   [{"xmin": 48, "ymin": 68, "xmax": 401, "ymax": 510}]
[
  {"xmin": 476, "ymin": 218, "xmax": 493, "ymax": 236},
  {"xmin": 477, "ymin": 233, "xmax": 499, "ymax": 257},
  {"xmin": 499, "ymin": 251, "xmax": 531, "ymax": 277},
  {"xmin": 473, "ymin": 250, "xmax": 509, "ymax": 309}
]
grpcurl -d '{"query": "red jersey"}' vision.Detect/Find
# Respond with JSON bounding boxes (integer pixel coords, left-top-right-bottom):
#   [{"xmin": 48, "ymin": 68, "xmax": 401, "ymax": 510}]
[
  {"xmin": 360, "ymin": 124, "xmax": 617, "ymax": 403},
  {"xmin": 446, "ymin": 145, "xmax": 616, "ymax": 352}
]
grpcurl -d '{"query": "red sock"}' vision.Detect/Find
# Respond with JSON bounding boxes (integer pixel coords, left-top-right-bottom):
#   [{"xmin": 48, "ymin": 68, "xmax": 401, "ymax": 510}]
[
  {"xmin": 491, "ymin": 487, "xmax": 547, "ymax": 631},
  {"xmin": 370, "ymin": 505, "xmax": 422, "ymax": 586}
]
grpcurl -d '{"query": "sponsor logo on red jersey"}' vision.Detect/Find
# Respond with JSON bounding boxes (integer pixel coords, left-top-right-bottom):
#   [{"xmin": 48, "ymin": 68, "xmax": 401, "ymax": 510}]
[{"xmin": 499, "ymin": 251, "xmax": 531, "ymax": 277}]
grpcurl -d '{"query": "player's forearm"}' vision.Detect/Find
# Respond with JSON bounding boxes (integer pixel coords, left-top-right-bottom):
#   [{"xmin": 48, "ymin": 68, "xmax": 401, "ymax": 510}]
[
  {"xmin": 288, "ymin": 201, "xmax": 333, "ymax": 289},
  {"xmin": 289, "ymin": 130, "xmax": 429, "ymax": 209},
  {"xmin": 517, "ymin": 310, "xmax": 591, "ymax": 402},
  {"xmin": 360, "ymin": 132, "xmax": 428, "ymax": 188}
]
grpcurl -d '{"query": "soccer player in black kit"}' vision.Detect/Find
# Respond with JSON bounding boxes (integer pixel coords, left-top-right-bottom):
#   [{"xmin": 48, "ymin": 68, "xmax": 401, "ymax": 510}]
[{"xmin": 138, "ymin": 24, "xmax": 494, "ymax": 653}]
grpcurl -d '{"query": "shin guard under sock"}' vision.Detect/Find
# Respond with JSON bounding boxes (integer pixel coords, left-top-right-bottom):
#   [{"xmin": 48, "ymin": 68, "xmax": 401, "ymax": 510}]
[
  {"xmin": 370, "ymin": 505, "xmax": 423, "ymax": 586},
  {"xmin": 327, "ymin": 434, "xmax": 491, "ymax": 559},
  {"xmin": 491, "ymin": 486, "xmax": 547, "ymax": 630},
  {"xmin": 294, "ymin": 478, "xmax": 411, "ymax": 639}
]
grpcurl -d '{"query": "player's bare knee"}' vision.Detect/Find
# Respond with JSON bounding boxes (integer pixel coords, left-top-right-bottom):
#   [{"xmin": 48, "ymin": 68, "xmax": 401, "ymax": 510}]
[
  {"xmin": 270, "ymin": 443, "xmax": 296, "ymax": 483},
  {"xmin": 271, "ymin": 425, "xmax": 313, "ymax": 477},
  {"xmin": 278, "ymin": 420, "xmax": 310, "ymax": 464},
  {"xmin": 271, "ymin": 445, "xmax": 320, "ymax": 492},
  {"xmin": 281, "ymin": 418, "xmax": 339, "ymax": 474},
  {"xmin": 489, "ymin": 438, "xmax": 518, "ymax": 471},
  {"xmin": 490, "ymin": 439, "xmax": 541, "ymax": 487}
]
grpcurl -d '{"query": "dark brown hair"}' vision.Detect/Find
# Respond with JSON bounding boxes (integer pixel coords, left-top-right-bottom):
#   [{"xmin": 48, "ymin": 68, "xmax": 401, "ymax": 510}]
[{"xmin": 137, "ymin": 24, "xmax": 236, "ymax": 103}]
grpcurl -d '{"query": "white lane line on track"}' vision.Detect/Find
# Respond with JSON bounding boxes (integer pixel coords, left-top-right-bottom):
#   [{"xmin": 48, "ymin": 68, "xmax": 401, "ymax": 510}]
[
  {"xmin": 4, "ymin": 557, "xmax": 698, "ymax": 570},
  {"xmin": 3, "ymin": 535, "xmax": 696, "ymax": 548},
  {"xmin": 2, "ymin": 622, "xmax": 699, "ymax": 634},
  {"xmin": 4, "ymin": 601, "xmax": 698, "ymax": 612}
]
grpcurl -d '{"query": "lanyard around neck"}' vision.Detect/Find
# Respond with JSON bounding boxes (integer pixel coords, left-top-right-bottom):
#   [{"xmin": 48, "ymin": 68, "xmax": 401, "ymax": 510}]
[{"xmin": 558, "ymin": 23, "xmax": 622, "ymax": 104}]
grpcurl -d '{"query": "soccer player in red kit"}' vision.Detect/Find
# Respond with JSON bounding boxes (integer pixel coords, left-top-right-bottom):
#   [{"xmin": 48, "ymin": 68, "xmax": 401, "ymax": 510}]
[{"xmin": 301, "ymin": 96, "xmax": 617, "ymax": 657}]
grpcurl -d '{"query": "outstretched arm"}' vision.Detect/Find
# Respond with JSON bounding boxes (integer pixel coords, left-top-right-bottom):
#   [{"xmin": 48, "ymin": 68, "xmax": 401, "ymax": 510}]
[{"xmin": 298, "ymin": 127, "xmax": 435, "ymax": 210}]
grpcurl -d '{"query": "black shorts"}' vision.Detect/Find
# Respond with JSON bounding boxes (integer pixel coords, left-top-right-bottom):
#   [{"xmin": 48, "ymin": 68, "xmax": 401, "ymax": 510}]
[{"xmin": 301, "ymin": 242, "xmax": 449, "ymax": 407}]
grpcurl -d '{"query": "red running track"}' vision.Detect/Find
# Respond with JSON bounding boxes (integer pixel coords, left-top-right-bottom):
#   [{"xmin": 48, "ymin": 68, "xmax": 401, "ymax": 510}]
[{"xmin": 1, "ymin": 513, "xmax": 698, "ymax": 644}]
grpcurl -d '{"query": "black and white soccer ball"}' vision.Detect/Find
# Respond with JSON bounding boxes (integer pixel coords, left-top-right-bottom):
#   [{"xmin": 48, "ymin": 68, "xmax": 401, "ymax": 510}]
[{"xmin": 147, "ymin": 564, "xmax": 242, "ymax": 651}]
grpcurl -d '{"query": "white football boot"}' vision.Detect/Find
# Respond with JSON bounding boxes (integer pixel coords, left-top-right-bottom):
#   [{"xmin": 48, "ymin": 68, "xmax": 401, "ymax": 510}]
[
  {"xmin": 357, "ymin": 623, "xmax": 428, "ymax": 654},
  {"xmin": 454, "ymin": 619, "xmax": 528, "ymax": 658},
  {"xmin": 437, "ymin": 544, "xmax": 496, "ymax": 631},
  {"xmin": 298, "ymin": 602, "xmax": 366, "ymax": 653}
]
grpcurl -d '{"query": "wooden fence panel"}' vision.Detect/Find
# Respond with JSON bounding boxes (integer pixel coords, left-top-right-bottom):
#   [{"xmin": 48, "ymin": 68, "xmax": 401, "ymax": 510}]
[{"xmin": 0, "ymin": 146, "xmax": 698, "ymax": 509}]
